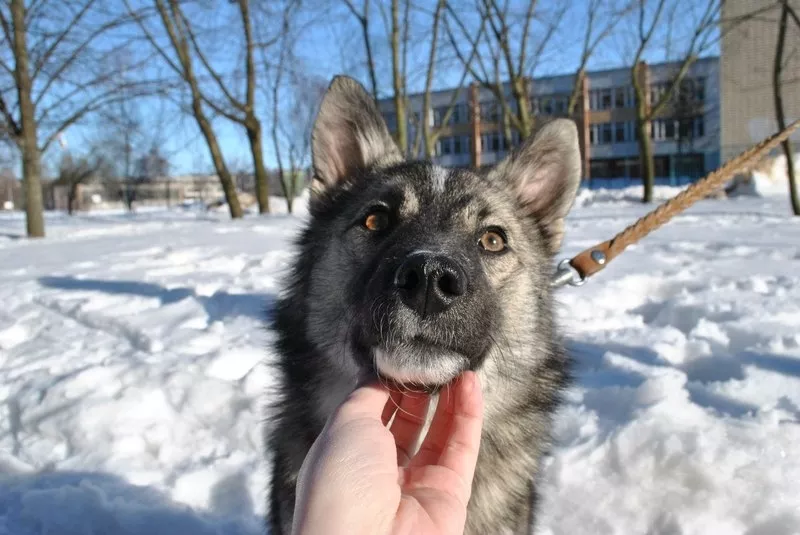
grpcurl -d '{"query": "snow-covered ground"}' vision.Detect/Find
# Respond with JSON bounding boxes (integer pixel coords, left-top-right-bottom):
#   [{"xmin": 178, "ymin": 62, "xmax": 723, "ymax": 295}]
[{"xmin": 1, "ymin": 187, "xmax": 799, "ymax": 534}]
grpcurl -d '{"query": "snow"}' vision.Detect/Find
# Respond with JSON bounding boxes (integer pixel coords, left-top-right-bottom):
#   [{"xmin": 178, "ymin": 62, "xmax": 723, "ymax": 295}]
[
  {"xmin": 1, "ymin": 187, "xmax": 800, "ymax": 534},
  {"xmin": 727, "ymin": 151, "xmax": 800, "ymax": 198}
]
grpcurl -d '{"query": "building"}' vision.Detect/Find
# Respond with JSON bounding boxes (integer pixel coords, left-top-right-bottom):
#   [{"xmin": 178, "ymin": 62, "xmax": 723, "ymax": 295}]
[
  {"xmin": 50, "ymin": 169, "xmax": 312, "ymax": 212},
  {"xmin": 720, "ymin": 0, "xmax": 800, "ymax": 163},
  {"xmin": 378, "ymin": 57, "xmax": 720, "ymax": 186}
]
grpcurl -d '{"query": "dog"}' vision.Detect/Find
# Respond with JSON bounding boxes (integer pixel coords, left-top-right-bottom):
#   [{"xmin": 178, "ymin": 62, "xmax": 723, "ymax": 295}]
[{"xmin": 265, "ymin": 75, "xmax": 581, "ymax": 535}]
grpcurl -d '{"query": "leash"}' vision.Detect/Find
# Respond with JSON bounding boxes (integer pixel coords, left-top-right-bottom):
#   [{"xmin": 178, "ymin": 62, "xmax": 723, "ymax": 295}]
[{"xmin": 553, "ymin": 119, "xmax": 800, "ymax": 288}]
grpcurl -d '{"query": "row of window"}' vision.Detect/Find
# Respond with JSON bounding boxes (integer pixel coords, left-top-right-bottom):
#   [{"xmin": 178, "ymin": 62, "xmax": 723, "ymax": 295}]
[
  {"xmin": 588, "ymin": 77, "xmax": 706, "ymax": 111},
  {"xmin": 386, "ymin": 77, "xmax": 706, "ymax": 130},
  {"xmin": 435, "ymin": 131, "xmax": 524, "ymax": 156},
  {"xmin": 589, "ymin": 153, "xmax": 706, "ymax": 180},
  {"xmin": 589, "ymin": 87, "xmax": 636, "ymax": 111},
  {"xmin": 589, "ymin": 116, "xmax": 705, "ymax": 145}
]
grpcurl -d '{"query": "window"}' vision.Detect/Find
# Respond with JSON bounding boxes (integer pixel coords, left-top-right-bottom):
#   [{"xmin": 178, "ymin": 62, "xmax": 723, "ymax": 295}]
[
  {"xmin": 651, "ymin": 119, "xmax": 662, "ymax": 140},
  {"xmin": 601, "ymin": 122, "xmax": 613, "ymax": 144},
  {"xmin": 664, "ymin": 119, "xmax": 676, "ymax": 140},
  {"xmin": 600, "ymin": 89, "xmax": 612, "ymax": 109},
  {"xmin": 676, "ymin": 116, "xmax": 705, "ymax": 140},
  {"xmin": 590, "ymin": 122, "xmax": 615, "ymax": 145},
  {"xmin": 679, "ymin": 118, "xmax": 693, "ymax": 139},
  {"xmin": 481, "ymin": 132, "xmax": 516, "ymax": 153},
  {"xmin": 480, "ymin": 100, "xmax": 500, "ymax": 122},
  {"xmin": 614, "ymin": 122, "xmax": 625, "ymax": 143},
  {"xmin": 650, "ymin": 82, "xmax": 672, "ymax": 106},
  {"xmin": 615, "ymin": 87, "xmax": 627, "ymax": 108},
  {"xmin": 695, "ymin": 81, "xmax": 705, "ymax": 103},
  {"xmin": 433, "ymin": 106, "xmax": 446, "ymax": 127},
  {"xmin": 452, "ymin": 136, "xmax": 462, "ymax": 155}
]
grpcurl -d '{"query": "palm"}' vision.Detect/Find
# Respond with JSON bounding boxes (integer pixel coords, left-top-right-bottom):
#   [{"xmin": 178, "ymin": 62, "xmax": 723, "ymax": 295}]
[
  {"xmin": 292, "ymin": 373, "xmax": 483, "ymax": 535},
  {"xmin": 379, "ymin": 376, "xmax": 482, "ymax": 535}
]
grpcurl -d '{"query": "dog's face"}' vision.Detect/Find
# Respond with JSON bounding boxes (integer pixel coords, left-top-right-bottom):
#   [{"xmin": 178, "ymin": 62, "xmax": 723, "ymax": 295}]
[{"xmin": 301, "ymin": 76, "xmax": 581, "ymax": 389}]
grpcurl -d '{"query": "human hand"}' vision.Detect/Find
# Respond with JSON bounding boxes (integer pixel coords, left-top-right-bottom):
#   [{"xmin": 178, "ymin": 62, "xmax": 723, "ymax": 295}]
[{"xmin": 291, "ymin": 371, "xmax": 484, "ymax": 535}]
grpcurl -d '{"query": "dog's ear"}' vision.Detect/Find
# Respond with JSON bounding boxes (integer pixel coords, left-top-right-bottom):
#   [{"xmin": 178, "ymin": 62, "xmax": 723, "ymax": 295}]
[
  {"xmin": 489, "ymin": 118, "xmax": 582, "ymax": 255},
  {"xmin": 310, "ymin": 75, "xmax": 402, "ymax": 195}
]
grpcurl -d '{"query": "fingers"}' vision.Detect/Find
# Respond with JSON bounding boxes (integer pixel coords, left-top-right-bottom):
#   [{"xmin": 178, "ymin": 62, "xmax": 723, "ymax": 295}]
[
  {"xmin": 335, "ymin": 381, "xmax": 392, "ymax": 424},
  {"xmin": 388, "ymin": 391, "xmax": 430, "ymax": 465},
  {"xmin": 409, "ymin": 372, "xmax": 484, "ymax": 498},
  {"xmin": 381, "ymin": 390, "xmax": 401, "ymax": 426}
]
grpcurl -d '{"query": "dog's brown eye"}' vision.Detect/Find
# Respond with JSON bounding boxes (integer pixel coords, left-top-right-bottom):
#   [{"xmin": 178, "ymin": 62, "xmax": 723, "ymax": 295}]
[
  {"xmin": 364, "ymin": 211, "xmax": 389, "ymax": 232},
  {"xmin": 479, "ymin": 229, "xmax": 506, "ymax": 252}
]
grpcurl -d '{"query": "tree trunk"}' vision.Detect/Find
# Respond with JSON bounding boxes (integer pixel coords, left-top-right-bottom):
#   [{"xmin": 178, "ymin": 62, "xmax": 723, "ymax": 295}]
[
  {"xmin": 774, "ymin": 1, "xmax": 800, "ymax": 215},
  {"xmin": 270, "ymin": 119, "xmax": 291, "ymax": 213},
  {"xmin": 11, "ymin": 0, "xmax": 45, "ymax": 237},
  {"xmin": 192, "ymin": 99, "xmax": 242, "ymax": 218},
  {"xmin": 636, "ymin": 117, "xmax": 655, "ymax": 203},
  {"xmin": 246, "ymin": 119, "xmax": 270, "ymax": 214},
  {"xmin": 67, "ymin": 184, "xmax": 77, "ymax": 215},
  {"xmin": 511, "ymin": 77, "xmax": 533, "ymax": 139},
  {"xmin": 391, "ymin": 0, "xmax": 408, "ymax": 155},
  {"xmin": 285, "ymin": 173, "xmax": 294, "ymax": 214}
]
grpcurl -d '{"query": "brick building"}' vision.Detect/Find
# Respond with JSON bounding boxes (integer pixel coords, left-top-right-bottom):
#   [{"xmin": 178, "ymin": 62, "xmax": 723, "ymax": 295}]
[
  {"xmin": 720, "ymin": 0, "xmax": 800, "ymax": 162},
  {"xmin": 378, "ymin": 57, "xmax": 719, "ymax": 186}
]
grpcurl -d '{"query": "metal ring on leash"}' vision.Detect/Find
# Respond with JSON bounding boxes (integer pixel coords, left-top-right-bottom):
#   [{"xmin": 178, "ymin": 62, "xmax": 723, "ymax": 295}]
[{"xmin": 551, "ymin": 258, "xmax": 586, "ymax": 288}]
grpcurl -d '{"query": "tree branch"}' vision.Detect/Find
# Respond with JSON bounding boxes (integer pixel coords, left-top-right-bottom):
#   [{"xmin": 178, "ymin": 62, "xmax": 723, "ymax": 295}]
[
  {"xmin": 178, "ymin": 3, "xmax": 245, "ymax": 114},
  {"xmin": 517, "ymin": 0, "xmax": 539, "ymax": 76},
  {"xmin": 29, "ymin": 0, "xmax": 96, "ymax": 82},
  {"xmin": 0, "ymin": 93, "xmax": 20, "ymax": 136}
]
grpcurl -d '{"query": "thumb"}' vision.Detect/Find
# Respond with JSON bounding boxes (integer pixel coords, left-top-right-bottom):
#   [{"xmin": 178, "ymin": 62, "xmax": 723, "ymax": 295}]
[{"xmin": 333, "ymin": 380, "xmax": 392, "ymax": 424}]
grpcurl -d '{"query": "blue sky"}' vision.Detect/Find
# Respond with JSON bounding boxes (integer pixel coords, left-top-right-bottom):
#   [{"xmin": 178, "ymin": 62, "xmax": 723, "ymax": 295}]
[{"xmin": 25, "ymin": 0, "xmax": 720, "ymax": 177}]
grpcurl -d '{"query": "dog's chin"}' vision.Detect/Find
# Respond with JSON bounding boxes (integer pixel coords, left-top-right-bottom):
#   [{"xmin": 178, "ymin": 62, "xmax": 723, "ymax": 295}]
[{"xmin": 374, "ymin": 346, "xmax": 469, "ymax": 391}]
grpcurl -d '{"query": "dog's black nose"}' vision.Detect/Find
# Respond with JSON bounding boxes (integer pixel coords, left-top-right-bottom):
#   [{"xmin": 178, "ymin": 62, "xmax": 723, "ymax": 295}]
[{"xmin": 394, "ymin": 252, "xmax": 467, "ymax": 317}]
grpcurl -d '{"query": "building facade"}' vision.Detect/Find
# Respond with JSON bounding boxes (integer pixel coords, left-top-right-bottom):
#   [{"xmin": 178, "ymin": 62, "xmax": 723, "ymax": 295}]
[
  {"xmin": 720, "ymin": 0, "xmax": 800, "ymax": 163},
  {"xmin": 378, "ymin": 57, "xmax": 720, "ymax": 185}
]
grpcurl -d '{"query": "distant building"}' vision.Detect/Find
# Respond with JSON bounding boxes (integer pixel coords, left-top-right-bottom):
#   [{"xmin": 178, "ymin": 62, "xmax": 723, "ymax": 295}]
[
  {"xmin": 49, "ymin": 169, "xmax": 312, "ymax": 212},
  {"xmin": 0, "ymin": 168, "xmax": 21, "ymax": 210},
  {"xmin": 378, "ymin": 57, "xmax": 718, "ymax": 186}
]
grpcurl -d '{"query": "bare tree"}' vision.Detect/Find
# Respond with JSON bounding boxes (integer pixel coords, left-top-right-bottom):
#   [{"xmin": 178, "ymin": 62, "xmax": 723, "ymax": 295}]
[
  {"xmin": 0, "ymin": 0, "xmax": 150, "ymax": 237},
  {"xmin": 446, "ymin": 0, "xmax": 566, "ymax": 141},
  {"xmin": 626, "ymin": 0, "xmax": 718, "ymax": 203},
  {"xmin": 126, "ymin": 0, "xmax": 244, "ymax": 219},
  {"xmin": 388, "ymin": 0, "xmax": 411, "ymax": 154},
  {"xmin": 267, "ymin": 17, "xmax": 325, "ymax": 213},
  {"xmin": 55, "ymin": 151, "xmax": 112, "ymax": 215},
  {"xmin": 174, "ymin": 0, "xmax": 279, "ymax": 214},
  {"xmin": 567, "ymin": 0, "xmax": 633, "ymax": 116},
  {"xmin": 775, "ymin": 0, "xmax": 800, "ymax": 215},
  {"xmin": 418, "ymin": 0, "xmax": 484, "ymax": 158},
  {"xmin": 342, "ymin": 0, "xmax": 380, "ymax": 102}
]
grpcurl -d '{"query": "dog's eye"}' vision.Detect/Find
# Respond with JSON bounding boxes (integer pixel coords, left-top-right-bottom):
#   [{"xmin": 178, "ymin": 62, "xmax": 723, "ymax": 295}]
[
  {"xmin": 479, "ymin": 229, "xmax": 507, "ymax": 253},
  {"xmin": 363, "ymin": 210, "xmax": 390, "ymax": 232}
]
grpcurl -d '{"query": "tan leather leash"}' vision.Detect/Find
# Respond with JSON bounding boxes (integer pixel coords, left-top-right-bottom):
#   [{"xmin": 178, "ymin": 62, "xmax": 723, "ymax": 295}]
[{"xmin": 553, "ymin": 118, "xmax": 800, "ymax": 288}]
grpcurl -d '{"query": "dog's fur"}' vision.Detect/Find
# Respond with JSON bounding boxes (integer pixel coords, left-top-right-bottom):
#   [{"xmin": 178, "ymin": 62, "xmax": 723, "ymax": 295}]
[{"xmin": 265, "ymin": 75, "xmax": 581, "ymax": 535}]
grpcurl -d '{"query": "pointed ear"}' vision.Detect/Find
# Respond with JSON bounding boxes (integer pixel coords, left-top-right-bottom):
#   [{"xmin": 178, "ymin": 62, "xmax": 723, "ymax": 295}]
[
  {"xmin": 310, "ymin": 75, "xmax": 402, "ymax": 195},
  {"xmin": 489, "ymin": 118, "xmax": 582, "ymax": 255}
]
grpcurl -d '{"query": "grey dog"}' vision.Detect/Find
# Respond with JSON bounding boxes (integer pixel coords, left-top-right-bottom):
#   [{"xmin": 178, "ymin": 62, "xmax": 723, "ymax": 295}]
[{"xmin": 265, "ymin": 74, "xmax": 581, "ymax": 535}]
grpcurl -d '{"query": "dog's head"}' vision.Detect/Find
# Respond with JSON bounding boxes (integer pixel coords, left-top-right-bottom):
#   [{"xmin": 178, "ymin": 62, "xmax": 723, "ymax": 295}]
[{"xmin": 298, "ymin": 75, "xmax": 581, "ymax": 390}]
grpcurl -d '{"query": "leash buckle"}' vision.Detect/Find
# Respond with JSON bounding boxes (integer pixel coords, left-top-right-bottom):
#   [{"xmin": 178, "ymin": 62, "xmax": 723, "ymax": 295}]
[{"xmin": 551, "ymin": 258, "xmax": 586, "ymax": 288}]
